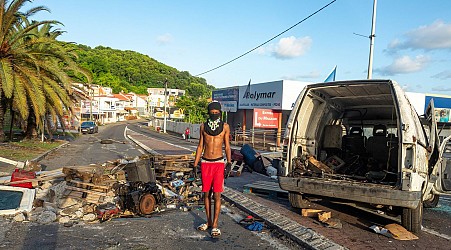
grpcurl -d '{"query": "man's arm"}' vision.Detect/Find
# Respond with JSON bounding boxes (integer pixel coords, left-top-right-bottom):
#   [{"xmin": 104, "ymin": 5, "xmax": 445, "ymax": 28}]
[
  {"xmin": 224, "ymin": 123, "xmax": 231, "ymax": 163},
  {"xmin": 193, "ymin": 124, "xmax": 204, "ymax": 166}
]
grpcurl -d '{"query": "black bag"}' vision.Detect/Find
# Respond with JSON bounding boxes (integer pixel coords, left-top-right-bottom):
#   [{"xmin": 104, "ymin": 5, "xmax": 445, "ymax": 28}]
[{"xmin": 252, "ymin": 156, "xmax": 266, "ymax": 175}]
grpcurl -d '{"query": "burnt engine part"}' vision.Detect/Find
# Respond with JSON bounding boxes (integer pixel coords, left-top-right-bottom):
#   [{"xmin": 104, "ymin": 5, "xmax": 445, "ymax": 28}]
[
  {"xmin": 114, "ymin": 181, "xmax": 163, "ymax": 216},
  {"xmin": 124, "ymin": 158, "xmax": 156, "ymax": 183}
]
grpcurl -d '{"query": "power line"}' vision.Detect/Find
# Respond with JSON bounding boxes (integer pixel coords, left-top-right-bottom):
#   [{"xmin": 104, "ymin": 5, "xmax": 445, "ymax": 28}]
[{"xmin": 195, "ymin": 0, "xmax": 337, "ymax": 77}]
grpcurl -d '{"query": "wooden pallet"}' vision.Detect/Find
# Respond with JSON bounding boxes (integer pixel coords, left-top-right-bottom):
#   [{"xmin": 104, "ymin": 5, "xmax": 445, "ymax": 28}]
[
  {"xmin": 243, "ymin": 180, "xmax": 288, "ymax": 199},
  {"xmin": 152, "ymin": 154, "xmax": 195, "ymax": 181},
  {"xmin": 63, "ymin": 180, "xmax": 114, "ymax": 205}
]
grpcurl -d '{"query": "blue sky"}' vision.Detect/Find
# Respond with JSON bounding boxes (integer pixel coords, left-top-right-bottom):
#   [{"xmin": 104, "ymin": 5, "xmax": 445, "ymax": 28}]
[{"xmin": 30, "ymin": 0, "xmax": 451, "ymax": 94}]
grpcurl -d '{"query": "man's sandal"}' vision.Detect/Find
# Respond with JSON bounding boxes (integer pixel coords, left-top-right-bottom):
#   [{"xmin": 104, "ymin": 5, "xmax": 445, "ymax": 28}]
[
  {"xmin": 197, "ymin": 223, "xmax": 209, "ymax": 231},
  {"xmin": 211, "ymin": 228, "xmax": 221, "ymax": 238}
]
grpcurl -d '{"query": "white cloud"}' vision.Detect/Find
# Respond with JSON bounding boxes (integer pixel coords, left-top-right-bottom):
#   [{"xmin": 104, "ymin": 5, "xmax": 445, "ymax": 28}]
[
  {"xmin": 268, "ymin": 36, "xmax": 312, "ymax": 59},
  {"xmin": 157, "ymin": 33, "xmax": 173, "ymax": 45},
  {"xmin": 387, "ymin": 20, "xmax": 451, "ymax": 51},
  {"xmin": 283, "ymin": 70, "xmax": 321, "ymax": 80},
  {"xmin": 376, "ymin": 55, "xmax": 430, "ymax": 75},
  {"xmin": 256, "ymin": 36, "xmax": 312, "ymax": 59},
  {"xmin": 432, "ymin": 70, "xmax": 451, "ymax": 80},
  {"xmin": 431, "ymin": 86, "xmax": 451, "ymax": 91}
]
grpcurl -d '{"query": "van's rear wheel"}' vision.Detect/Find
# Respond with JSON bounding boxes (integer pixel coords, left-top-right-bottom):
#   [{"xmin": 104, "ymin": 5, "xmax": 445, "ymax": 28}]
[
  {"xmin": 401, "ymin": 200, "xmax": 423, "ymax": 233},
  {"xmin": 424, "ymin": 194, "xmax": 440, "ymax": 208},
  {"xmin": 288, "ymin": 192, "xmax": 310, "ymax": 208}
]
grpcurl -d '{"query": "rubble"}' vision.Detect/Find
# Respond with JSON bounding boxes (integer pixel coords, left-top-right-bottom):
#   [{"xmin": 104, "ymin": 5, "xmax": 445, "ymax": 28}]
[
  {"xmin": 37, "ymin": 210, "xmax": 57, "ymax": 224},
  {"xmin": 13, "ymin": 213, "xmax": 25, "ymax": 222},
  {"xmin": 0, "ymin": 153, "xmax": 206, "ymax": 225}
]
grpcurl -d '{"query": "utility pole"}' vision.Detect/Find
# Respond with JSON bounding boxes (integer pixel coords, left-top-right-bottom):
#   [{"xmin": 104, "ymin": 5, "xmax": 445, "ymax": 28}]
[
  {"xmin": 367, "ymin": 0, "xmax": 377, "ymax": 79},
  {"xmin": 90, "ymin": 86, "xmax": 93, "ymax": 121},
  {"xmin": 163, "ymin": 79, "xmax": 168, "ymax": 133}
]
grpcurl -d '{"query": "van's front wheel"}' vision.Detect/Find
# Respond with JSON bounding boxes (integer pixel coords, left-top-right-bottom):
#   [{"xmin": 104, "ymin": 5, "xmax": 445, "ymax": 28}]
[
  {"xmin": 401, "ymin": 200, "xmax": 423, "ymax": 234},
  {"xmin": 288, "ymin": 192, "xmax": 310, "ymax": 208}
]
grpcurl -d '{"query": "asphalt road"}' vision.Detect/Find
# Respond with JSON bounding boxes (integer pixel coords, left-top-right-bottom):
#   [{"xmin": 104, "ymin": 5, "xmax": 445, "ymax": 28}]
[
  {"xmin": 125, "ymin": 121, "xmax": 451, "ymax": 249},
  {"xmin": 2, "ymin": 120, "xmax": 299, "ymax": 250}
]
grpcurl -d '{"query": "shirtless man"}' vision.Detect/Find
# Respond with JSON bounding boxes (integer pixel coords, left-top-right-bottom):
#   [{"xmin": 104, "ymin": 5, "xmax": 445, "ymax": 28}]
[{"xmin": 194, "ymin": 101, "xmax": 231, "ymax": 238}]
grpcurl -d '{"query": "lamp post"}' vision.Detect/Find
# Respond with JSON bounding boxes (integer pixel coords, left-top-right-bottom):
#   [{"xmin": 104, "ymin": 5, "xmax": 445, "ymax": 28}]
[
  {"xmin": 163, "ymin": 79, "xmax": 168, "ymax": 133},
  {"xmin": 367, "ymin": 0, "xmax": 377, "ymax": 79}
]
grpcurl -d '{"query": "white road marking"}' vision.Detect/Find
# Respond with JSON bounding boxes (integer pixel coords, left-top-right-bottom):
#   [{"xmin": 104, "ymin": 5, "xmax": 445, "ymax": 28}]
[
  {"xmin": 127, "ymin": 128, "xmax": 193, "ymax": 152},
  {"xmin": 422, "ymin": 227, "xmax": 451, "ymax": 241}
]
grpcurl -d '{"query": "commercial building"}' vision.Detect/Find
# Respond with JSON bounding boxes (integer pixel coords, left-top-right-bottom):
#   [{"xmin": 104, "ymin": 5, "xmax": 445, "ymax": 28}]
[{"xmin": 212, "ymin": 80, "xmax": 312, "ymax": 133}]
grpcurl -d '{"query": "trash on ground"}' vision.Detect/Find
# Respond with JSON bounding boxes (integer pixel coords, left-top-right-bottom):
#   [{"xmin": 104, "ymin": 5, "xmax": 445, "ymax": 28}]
[
  {"xmin": 370, "ymin": 225, "xmax": 393, "ymax": 238},
  {"xmin": 385, "ymin": 223, "xmax": 419, "ymax": 240},
  {"xmin": 246, "ymin": 221, "xmax": 264, "ymax": 232},
  {"xmin": 318, "ymin": 211, "xmax": 332, "ymax": 222},
  {"xmin": 370, "ymin": 224, "xmax": 418, "ymax": 240}
]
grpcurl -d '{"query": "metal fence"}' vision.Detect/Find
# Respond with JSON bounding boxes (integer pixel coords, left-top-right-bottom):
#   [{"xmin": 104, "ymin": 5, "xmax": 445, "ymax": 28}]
[
  {"xmin": 151, "ymin": 119, "xmax": 284, "ymax": 152},
  {"xmin": 231, "ymin": 128, "xmax": 284, "ymax": 152}
]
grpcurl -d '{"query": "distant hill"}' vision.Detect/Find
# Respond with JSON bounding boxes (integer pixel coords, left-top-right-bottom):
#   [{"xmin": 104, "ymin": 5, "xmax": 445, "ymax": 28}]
[{"xmin": 68, "ymin": 43, "xmax": 214, "ymax": 95}]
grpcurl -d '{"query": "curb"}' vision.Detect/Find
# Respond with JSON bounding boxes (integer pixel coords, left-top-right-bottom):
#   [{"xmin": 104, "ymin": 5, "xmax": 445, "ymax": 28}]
[
  {"xmin": 125, "ymin": 129, "xmax": 161, "ymax": 155},
  {"xmin": 222, "ymin": 187, "xmax": 346, "ymax": 250},
  {"xmin": 32, "ymin": 141, "xmax": 70, "ymax": 163}
]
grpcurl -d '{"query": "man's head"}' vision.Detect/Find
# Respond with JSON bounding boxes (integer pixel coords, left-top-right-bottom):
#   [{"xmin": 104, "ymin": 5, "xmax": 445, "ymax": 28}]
[{"xmin": 207, "ymin": 101, "xmax": 221, "ymax": 121}]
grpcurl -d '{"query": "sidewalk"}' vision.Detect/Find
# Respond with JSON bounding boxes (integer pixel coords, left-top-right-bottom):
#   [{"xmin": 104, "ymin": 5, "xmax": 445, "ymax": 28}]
[{"xmin": 125, "ymin": 127, "xmax": 345, "ymax": 250}]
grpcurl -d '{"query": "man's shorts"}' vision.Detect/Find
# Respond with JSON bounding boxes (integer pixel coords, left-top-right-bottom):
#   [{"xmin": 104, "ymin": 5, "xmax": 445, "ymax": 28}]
[{"xmin": 201, "ymin": 159, "xmax": 225, "ymax": 193}]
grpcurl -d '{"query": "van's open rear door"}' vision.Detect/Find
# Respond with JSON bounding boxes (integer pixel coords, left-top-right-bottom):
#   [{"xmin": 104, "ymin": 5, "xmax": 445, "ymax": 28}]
[
  {"xmin": 426, "ymin": 100, "xmax": 451, "ymax": 193},
  {"xmin": 425, "ymin": 100, "xmax": 440, "ymax": 173}
]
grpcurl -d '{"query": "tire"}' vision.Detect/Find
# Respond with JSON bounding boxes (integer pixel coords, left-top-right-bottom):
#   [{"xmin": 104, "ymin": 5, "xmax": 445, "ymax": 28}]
[
  {"xmin": 288, "ymin": 192, "xmax": 310, "ymax": 208},
  {"xmin": 424, "ymin": 194, "xmax": 440, "ymax": 208},
  {"xmin": 401, "ymin": 200, "xmax": 423, "ymax": 234}
]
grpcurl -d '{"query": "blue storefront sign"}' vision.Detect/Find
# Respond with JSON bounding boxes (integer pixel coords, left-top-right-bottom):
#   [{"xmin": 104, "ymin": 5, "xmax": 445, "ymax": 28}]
[{"xmin": 212, "ymin": 88, "xmax": 239, "ymax": 112}]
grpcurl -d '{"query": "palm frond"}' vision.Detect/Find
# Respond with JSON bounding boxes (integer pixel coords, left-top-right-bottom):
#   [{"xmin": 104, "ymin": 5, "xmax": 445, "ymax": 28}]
[
  {"xmin": 0, "ymin": 58, "xmax": 14, "ymax": 98},
  {"xmin": 12, "ymin": 73, "xmax": 28, "ymax": 118}
]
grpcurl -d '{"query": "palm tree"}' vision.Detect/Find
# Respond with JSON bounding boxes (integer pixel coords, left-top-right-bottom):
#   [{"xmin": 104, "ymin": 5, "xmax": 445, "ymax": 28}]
[
  {"xmin": 21, "ymin": 21, "xmax": 91, "ymax": 138},
  {"xmin": 0, "ymin": 0, "xmax": 91, "ymax": 140}
]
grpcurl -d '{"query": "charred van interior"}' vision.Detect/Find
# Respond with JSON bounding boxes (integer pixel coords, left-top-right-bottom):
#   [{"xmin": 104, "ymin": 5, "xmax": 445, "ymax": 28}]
[{"xmin": 290, "ymin": 83, "xmax": 401, "ymax": 185}]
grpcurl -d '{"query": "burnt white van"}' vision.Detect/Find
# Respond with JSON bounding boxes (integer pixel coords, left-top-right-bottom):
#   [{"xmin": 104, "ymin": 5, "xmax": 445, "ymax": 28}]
[{"xmin": 279, "ymin": 79, "xmax": 451, "ymax": 233}]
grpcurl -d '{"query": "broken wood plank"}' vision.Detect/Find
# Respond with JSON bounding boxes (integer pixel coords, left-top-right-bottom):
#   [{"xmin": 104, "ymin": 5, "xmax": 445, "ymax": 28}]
[
  {"xmin": 69, "ymin": 180, "xmax": 111, "ymax": 190},
  {"xmin": 64, "ymin": 186, "xmax": 110, "ymax": 196},
  {"xmin": 301, "ymin": 209, "xmax": 323, "ymax": 217},
  {"xmin": 318, "ymin": 211, "xmax": 332, "ymax": 222},
  {"xmin": 307, "ymin": 156, "xmax": 334, "ymax": 174}
]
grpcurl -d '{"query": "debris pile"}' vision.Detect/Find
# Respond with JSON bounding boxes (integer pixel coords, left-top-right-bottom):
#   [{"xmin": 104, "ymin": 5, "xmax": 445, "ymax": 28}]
[{"xmin": 0, "ymin": 154, "xmax": 203, "ymax": 225}]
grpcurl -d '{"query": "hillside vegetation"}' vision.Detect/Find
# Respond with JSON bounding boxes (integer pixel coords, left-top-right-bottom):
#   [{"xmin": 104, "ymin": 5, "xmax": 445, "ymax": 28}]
[{"xmin": 69, "ymin": 43, "xmax": 214, "ymax": 96}]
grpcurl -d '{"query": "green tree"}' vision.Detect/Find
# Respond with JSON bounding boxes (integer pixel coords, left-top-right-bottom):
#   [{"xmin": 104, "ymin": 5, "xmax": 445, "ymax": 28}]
[
  {"xmin": 0, "ymin": 0, "xmax": 90, "ymax": 140},
  {"xmin": 176, "ymin": 96, "xmax": 208, "ymax": 124}
]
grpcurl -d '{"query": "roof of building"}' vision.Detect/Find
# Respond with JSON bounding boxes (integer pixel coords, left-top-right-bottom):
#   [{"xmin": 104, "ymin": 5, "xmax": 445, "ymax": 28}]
[{"xmin": 113, "ymin": 93, "xmax": 131, "ymax": 101}]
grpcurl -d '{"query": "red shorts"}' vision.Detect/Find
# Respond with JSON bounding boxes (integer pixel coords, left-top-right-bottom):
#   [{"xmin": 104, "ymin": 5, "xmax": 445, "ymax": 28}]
[{"xmin": 201, "ymin": 160, "xmax": 225, "ymax": 193}]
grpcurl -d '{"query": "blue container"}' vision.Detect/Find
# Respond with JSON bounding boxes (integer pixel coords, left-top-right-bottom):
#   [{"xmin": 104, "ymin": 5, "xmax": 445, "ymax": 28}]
[{"xmin": 240, "ymin": 144, "xmax": 257, "ymax": 166}]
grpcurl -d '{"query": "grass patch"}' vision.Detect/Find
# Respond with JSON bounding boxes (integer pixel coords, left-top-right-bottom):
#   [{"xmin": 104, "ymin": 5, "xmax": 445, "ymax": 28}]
[{"xmin": 0, "ymin": 140, "xmax": 65, "ymax": 161}]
